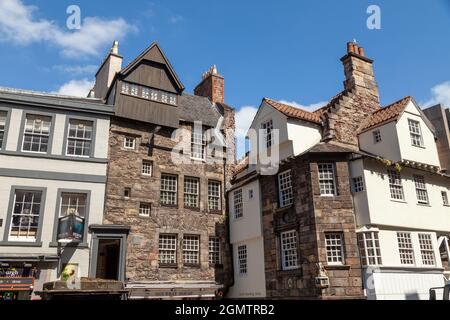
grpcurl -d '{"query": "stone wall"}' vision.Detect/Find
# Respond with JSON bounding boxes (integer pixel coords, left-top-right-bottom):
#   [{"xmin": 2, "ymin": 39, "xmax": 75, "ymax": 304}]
[
  {"xmin": 104, "ymin": 117, "xmax": 232, "ymax": 287},
  {"xmin": 261, "ymin": 153, "xmax": 364, "ymax": 299}
]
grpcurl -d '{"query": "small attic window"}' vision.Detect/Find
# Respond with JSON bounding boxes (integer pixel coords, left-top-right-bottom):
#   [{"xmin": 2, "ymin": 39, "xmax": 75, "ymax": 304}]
[{"xmin": 373, "ymin": 129, "xmax": 382, "ymax": 144}]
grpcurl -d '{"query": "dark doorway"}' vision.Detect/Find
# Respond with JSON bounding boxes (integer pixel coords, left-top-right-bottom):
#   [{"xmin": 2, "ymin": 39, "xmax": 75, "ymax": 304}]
[{"xmin": 96, "ymin": 239, "xmax": 121, "ymax": 280}]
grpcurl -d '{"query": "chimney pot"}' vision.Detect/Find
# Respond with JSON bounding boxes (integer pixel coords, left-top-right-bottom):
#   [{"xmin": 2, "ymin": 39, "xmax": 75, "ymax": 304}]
[{"xmin": 358, "ymin": 47, "xmax": 365, "ymax": 57}]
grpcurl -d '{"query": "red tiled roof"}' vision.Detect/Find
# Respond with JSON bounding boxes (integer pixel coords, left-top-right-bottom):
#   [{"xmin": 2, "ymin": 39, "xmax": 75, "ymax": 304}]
[
  {"xmin": 264, "ymin": 98, "xmax": 322, "ymax": 124},
  {"xmin": 359, "ymin": 96, "xmax": 412, "ymax": 132}
]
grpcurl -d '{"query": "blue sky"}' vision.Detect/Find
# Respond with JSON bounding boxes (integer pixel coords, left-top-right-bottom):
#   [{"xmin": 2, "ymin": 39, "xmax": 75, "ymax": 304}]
[{"xmin": 0, "ymin": 0, "xmax": 450, "ymax": 157}]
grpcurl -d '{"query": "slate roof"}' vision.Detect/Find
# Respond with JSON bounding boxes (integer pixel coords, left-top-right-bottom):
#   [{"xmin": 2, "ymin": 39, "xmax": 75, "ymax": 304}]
[
  {"xmin": 307, "ymin": 142, "xmax": 357, "ymax": 154},
  {"xmin": 263, "ymin": 98, "xmax": 322, "ymax": 124},
  {"xmin": 359, "ymin": 96, "xmax": 412, "ymax": 132},
  {"xmin": 178, "ymin": 93, "xmax": 223, "ymax": 128}
]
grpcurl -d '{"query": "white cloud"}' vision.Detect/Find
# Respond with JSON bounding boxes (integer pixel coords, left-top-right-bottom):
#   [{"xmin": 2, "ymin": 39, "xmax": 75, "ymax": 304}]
[
  {"xmin": 0, "ymin": 0, "xmax": 135, "ymax": 58},
  {"xmin": 278, "ymin": 100, "xmax": 327, "ymax": 112},
  {"xmin": 169, "ymin": 15, "xmax": 184, "ymax": 24},
  {"xmin": 54, "ymin": 79, "xmax": 94, "ymax": 97},
  {"xmin": 235, "ymin": 106, "xmax": 258, "ymax": 159},
  {"xmin": 422, "ymin": 81, "xmax": 450, "ymax": 108}
]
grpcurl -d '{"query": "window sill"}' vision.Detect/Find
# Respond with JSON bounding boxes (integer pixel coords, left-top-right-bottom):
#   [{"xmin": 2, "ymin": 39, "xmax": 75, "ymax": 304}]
[
  {"xmin": 184, "ymin": 206, "xmax": 200, "ymax": 212},
  {"xmin": 324, "ymin": 264, "xmax": 350, "ymax": 270},
  {"xmin": 0, "ymin": 241, "xmax": 43, "ymax": 247},
  {"xmin": 160, "ymin": 204, "xmax": 179, "ymax": 209},
  {"xmin": 183, "ymin": 264, "xmax": 201, "ymax": 268},
  {"xmin": 411, "ymin": 145, "xmax": 426, "ymax": 149},
  {"xmin": 209, "ymin": 210, "xmax": 223, "ymax": 215},
  {"xmin": 417, "ymin": 202, "xmax": 431, "ymax": 207},
  {"xmin": 159, "ymin": 264, "xmax": 178, "ymax": 269},
  {"xmin": 275, "ymin": 204, "xmax": 293, "ymax": 213},
  {"xmin": 49, "ymin": 242, "xmax": 89, "ymax": 248},
  {"xmin": 390, "ymin": 199, "xmax": 407, "ymax": 204}
]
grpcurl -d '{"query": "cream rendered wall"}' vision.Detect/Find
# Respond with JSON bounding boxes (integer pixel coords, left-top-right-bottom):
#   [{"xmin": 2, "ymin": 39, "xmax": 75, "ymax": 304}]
[
  {"xmin": 397, "ymin": 101, "xmax": 440, "ymax": 166},
  {"xmin": 4, "ymin": 108, "xmax": 22, "ymax": 151},
  {"xmin": 286, "ymin": 119, "xmax": 322, "ymax": 156},
  {"xmin": 349, "ymin": 159, "xmax": 370, "ymax": 226},
  {"xmin": 51, "ymin": 114, "xmax": 66, "ymax": 155},
  {"xmin": 94, "ymin": 118, "xmax": 110, "ymax": 158},
  {"xmin": 227, "ymin": 238, "xmax": 266, "ymax": 298},
  {"xmin": 360, "ymin": 159, "xmax": 450, "ymax": 232},
  {"xmin": 229, "ymin": 179, "xmax": 263, "ymax": 244},
  {"xmin": 359, "ymin": 121, "xmax": 401, "ymax": 161}
]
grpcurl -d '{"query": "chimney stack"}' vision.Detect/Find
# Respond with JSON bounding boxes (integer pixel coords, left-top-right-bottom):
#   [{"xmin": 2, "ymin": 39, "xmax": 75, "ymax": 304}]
[
  {"xmin": 341, "ymin": 41, "xmax": 379, "ymax": 102},
  {"xmin": 194, "ymin": 65, "xmax": 224, "ymax": 104},
  {"xmin": 93, "ymin": 41, "xmax": 123, "ymax": 100}
]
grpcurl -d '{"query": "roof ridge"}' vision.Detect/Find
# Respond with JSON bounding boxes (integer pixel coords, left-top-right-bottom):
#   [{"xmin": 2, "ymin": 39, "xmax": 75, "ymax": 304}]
[
  {"xmin": 264, "ymin": 97, "xmax": 317, "ymax": 114},
  {"xmin": 0, "ymin": 86, "xmax": 103, "ymax": 102}
]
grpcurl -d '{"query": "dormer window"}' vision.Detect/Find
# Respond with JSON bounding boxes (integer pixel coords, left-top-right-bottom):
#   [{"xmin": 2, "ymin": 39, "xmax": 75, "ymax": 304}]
[
  {"xmin": 408, "ymin": 119, "xmax": 424, "ymax": 147},
  {"xmin": 373, "ymin": 129, "xmax": 382, "ymax": 144},
  {"xmin": 261, "ymin": 120, "xmax": 273, "ymax": 149}
]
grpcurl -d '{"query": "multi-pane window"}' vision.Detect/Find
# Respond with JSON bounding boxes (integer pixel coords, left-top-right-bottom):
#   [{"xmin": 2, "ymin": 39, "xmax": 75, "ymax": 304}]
[
  {"xmin": 184, "ymin": 177, "xmax": 199, "ymax": 208},
  {"xmin": 142, "ymin": 87, "xmax": 150, "ymax": 99},
  {"xmin": 124, "ymin": 136, "xmax": 135, "ymax": 149},
  {"xmin": 408, "ymin": 119, "xmax": 424, "ymax": 147},
  {"xmin": 358, "ymin": 232, "xmax": 382, "ymax": 266},
  {"xmin": 325, "ymin": 233, "xmax": 344, "ymax": 265},
  {"xmin": 397, "ymin": 232, "xmax": 414, "ymax": 265},
  {"xmin": 160, "ymin": 174, "xmax": 177, "ymax": 206},
  {"xmin": 209, "ymin": 236, "xmax": 221, "ymax": 265},
  {"xmin": 161, "ymin": 92, "xmax": 168, "ymax": 104},
  {"xmin": 414, "ymin": 175, "xmax": 429, "ymax": 204},
  {"xmin": 124, "ymin": 187, "xmax": 131, "ymax": 198},
  {"xmin": 9, "ymin": 190, "xmax": 42, "ymax": 241},
  {"xmin": 59, "ymin": 193, "xmax": 87, "ymax": 218},
  {"xmin": 388, "ymin": 170, "xmax": 404, "ymax": 201},
  {"xmin": 233, "ymin": 189, "xmax": 243, "ymax": 219},
  {"xmin": 169, "ymin": 95, "xmax": 177, "ymax": 105},
  {"xmin": 150, "ymin": 89, "xmax": 158, "ymax": 101},
  {"xmin": 0, "ymin": 111, "xmax": 6, "ymax": 148},
  {"xmin": 261, "ymin": 120, "xmax": 273, "ymax": 148},
  {"xmin": 130, "ymin": 84, "xmax": 139, "ymax": 96},
  {"xmin": 142, "ymin": 160, "xmax": 153, "ymax": 176},
  {"xmin": 22, "ymin": 114, "xmax": 52, "ymax": 153},
  {"xmin": 208, "ymin": 181, "xmax": 221, "ymax": 211},
  {"xmin": 373, "ymin": 129, "xmax": 382, "ymax": 143},
  {"xmin": 418, "ymin": 234, "xmax": 435, "ymax": 266},
  {"xmin": 442, "ymin": 191, "xmax": 449, "ymax": 206},
  {"xmin": 278, "ymin": 170, "xmax": 293, "ymax": 207},
  {"xmin": 237, "ymin": 245, "xmax": 248, "ymax": 275},
  {"xmin": 139, "ymin": 203, "xmax": 151, "ymax": 217},
  {"xmin": 280, "ymin": 230, "xmax": 298, "ymax": 270},
  {"xmin": 159, "ymin": 234, "xmax": 177, "ymax": 265},
  {"xmin": 183, "ymin": 235, "xmax": 200, "ymax": 265},
  {"xmin": 121, "ymin": 82, "xmax": 129, "ymax": 94},
  {"xmin": 352, "ymin": 176, "xmax": 364, "ymax": 193},
  {"xmin": 248, "ymin": 189, "xmax": 254, "ymax": 199},
  {"xmin": 191, "ymin": 129, "xmax": 206, "ymax": 160},
  {"xmin": 318, "ymin": 163, "xmax": 337, "ymax": 196},
  {"xmin": 66, "ymin": 119, "xmax": 93, "ymax": 157}
]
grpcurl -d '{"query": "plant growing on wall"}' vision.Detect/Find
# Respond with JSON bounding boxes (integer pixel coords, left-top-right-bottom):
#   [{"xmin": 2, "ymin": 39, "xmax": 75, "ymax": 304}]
[{"xmin": 375, "ymin": 156, "xmax": 403, "ymax": 173}]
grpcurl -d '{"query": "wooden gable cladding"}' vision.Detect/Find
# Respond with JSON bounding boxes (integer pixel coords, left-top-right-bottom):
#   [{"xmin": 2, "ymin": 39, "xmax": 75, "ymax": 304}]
[{"xmin": 124, "ymin": 61, "xmax": 179, "ymax": 94}]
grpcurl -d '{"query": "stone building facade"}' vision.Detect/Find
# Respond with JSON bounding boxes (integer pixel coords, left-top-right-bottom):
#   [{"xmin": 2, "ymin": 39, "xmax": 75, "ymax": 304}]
[{"xmin": 92, "ymin": 42, "xmax": 235, "ymax": 299}]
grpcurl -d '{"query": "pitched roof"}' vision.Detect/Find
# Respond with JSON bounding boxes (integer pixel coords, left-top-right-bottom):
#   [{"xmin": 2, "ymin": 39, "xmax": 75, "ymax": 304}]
[
  {"xmin": 359, "ymin": 96, "xmax": 412, "ymax": 132},
  {"xmin": 178, "ymin": 93, "xmax": 222, "ymax": 128},
  {"xmin": 263, "ymin": 98, "xmax": 322, "ymax": 124}
]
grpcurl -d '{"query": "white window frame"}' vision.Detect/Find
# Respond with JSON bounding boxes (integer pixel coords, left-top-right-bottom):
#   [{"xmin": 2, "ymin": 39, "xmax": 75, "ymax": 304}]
[
  {"xmin": 208, "ymin": 181, "xmax": 221, "ymax": 211},
  {"xmin": 191, "ymin": 128, "xmax": 206, "ymax": 161},
  {"xmin": 352, "ymin": 176, "xmax": 364, "ymax": 193},
  {"xmin": 397, "ymin": 232, "xmax": 415, "ymax": 265},
  {"xmin": 8, "ymin": 190, "xmax": 43, "ymax": 242},
  {"xmin": 237, "ymin": 245, "xmax": 248, "ymax": 275},
  {"xmin": 184, "ymin": 177, "xmax": 199, "ymax": 208},
  {"xmin": 408, "ymin": 119, "xmax": 424, "ymax": 147},
  {"xmin": 0, "ymin": 111, "xmax": 6, "ymax": 149},
  {"xmin": 160, "ymin": 174, "xmax": 178, "ymax": 206},
  {"xmin": 325, "ymin": 233, "xmax": 344, "ymax": 265},
  {"xmin": 59, "ymin": 193, "xmax": 87, "ymax": 218},
  {"xmin": 278, "ymin": 170, "xmax": 293, "ymax": 207},
  {"xmin": 358, "ymin": 232, "xmax": 382, "ymax": 266},
  {"xmin": 413, "ymin": 175, "xmax": 429, "ymax": 204},
  {"xmin": 66, "ymin": 119, "xmax": 93, "ymax": 158},
  {"xmin": 121, "ymin": 82, "xmax": 130, "ymax": 94},
  {"xmin": 141, "ymin": 160, "xmax": 153, "ymax": 176},
  {"xmin": 388, "ymin": 170, "xmax": 405, "ymax": 201},
  {"xmin": 183, "ymin": 235, "xmax": 200, "ymax": 265},
  {"xmin": 261, "ymin": 120, "xmax": 273, "ymax": 149},
  {"xmin": 159, "ymin": 234, "xmax": 177, "ymax": 265},
  {"xmin": 280, "ymin": 230, "xmax": 298, "ymax": 270},
  {"xmin": 139, "ymin": 203, "xmax": 151, "ymax": 217},
  {"xmin": 318, "ymin": 163, "xmax": 337, "ymax": 196},
  {"xmin": 209, "ymin": 236, "xmax": 222, "ymax": 265},
  {"xmin": 418, "ymin": 233, "xmax": 435, "ymax": 266},
  {"xmin": 373, "ymin": 129, "xmax": 382, "ymax": 144},
  {"xmin": 124, "ymin": 136, "xmax": 136, "ymax": 150},
  {"xmin": 233, "ymin": 189, "xmax": 243, "ymax": 219},
  {"xmin": 21, "ymin": 114, "xmax": 52, "ymax": 154}
]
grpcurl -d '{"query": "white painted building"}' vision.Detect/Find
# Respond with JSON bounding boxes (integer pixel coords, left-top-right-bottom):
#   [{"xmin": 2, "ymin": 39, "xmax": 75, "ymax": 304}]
[
  {"xmin": 0, "ymin": 87, "xmax": 113, "ymax": 300},
  {"xmin": 350, "ymin": 96, "xmax": 450, "ymax": 300}
]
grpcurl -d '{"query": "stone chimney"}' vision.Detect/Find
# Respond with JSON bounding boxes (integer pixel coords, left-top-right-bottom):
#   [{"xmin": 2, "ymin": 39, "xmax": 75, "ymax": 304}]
[
  {"xmin": 341, "ymin": 41, "xmax": 379, "ymax": 102},
  {"xmin": 93, "ymin": 41, "xmax": 123, "ymax": 100},
  {"xmin": 194, "ymin": 65, "xmax": 224, "ymax": 104}
]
